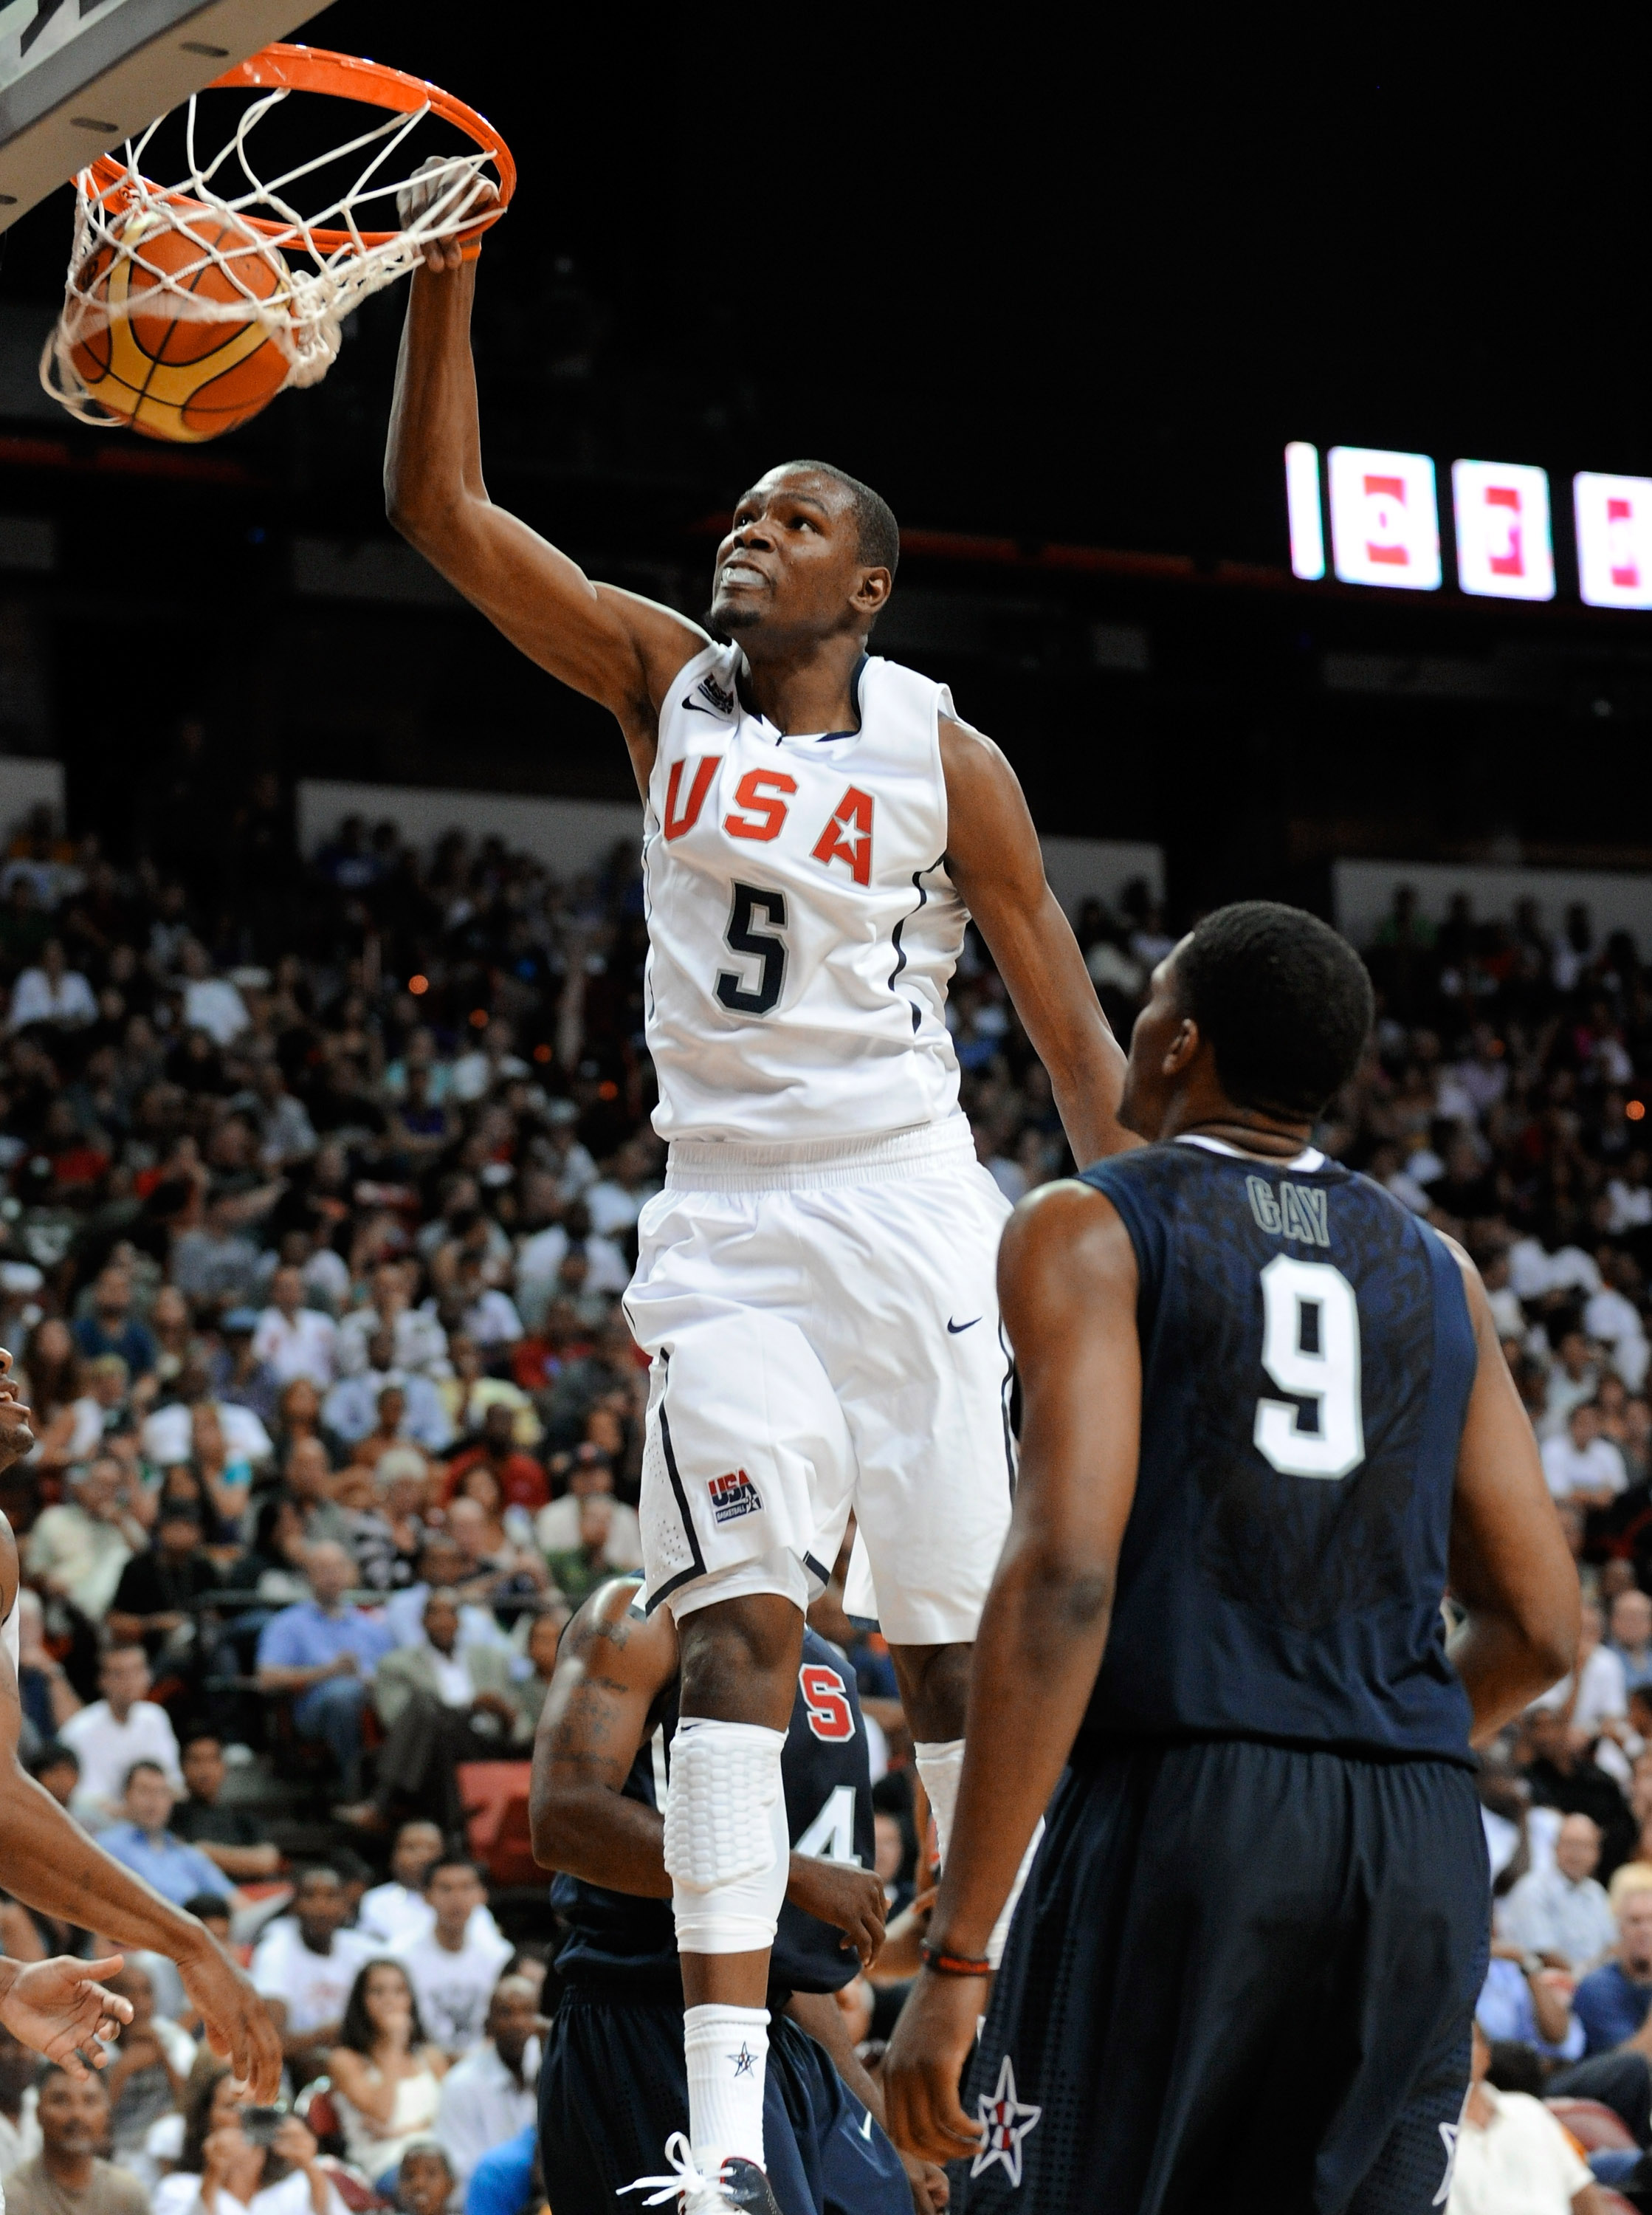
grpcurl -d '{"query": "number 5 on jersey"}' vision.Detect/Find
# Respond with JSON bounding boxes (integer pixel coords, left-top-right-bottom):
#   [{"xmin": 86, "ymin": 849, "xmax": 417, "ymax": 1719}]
[{"xmin": 717, "ymin": 882, "xmax": 788, "ymax": 1016}]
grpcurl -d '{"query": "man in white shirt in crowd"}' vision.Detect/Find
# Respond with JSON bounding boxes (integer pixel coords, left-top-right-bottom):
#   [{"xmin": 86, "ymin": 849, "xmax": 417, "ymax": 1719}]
[
  {"xmin": 140, "ymin": 1390, "xmax": 272, "ymax": 1471},
  {"xmin": 0, "ymin": 2023, "xmax": 41, "ymax": 2179},
  {"xmin": 249, "ymin": 1865, "xmax": 373, "ymax": 2078},
  {"xmin": 26, "ymin": 1459, "xmax": 145, "ymax": 1622},
  {"xmin": 1447, "ymin": 2020, "xmax": 1608, "ymax": 2215},
  {"xmin": 534, "ymin": 1445, "xmax": 641, "ymax": 1567},
  {"xmin": 359, "ymin": 1821, "xmax": 505, "ymax": 1953},
  {"xmin": 1499, "ymin": 1814, "xmax": 1619, "ymax": 1975},
  {"xmin": 1543, "ymin": 1403, "xmax": 1629, "ymax": 1511},
  {"xmin": 252, "ymin": 1267, "xmax": 338, "ymax": 1390},
  {"xmin": 1542, "ymin": 1332, "xmax": 1605, "ymax": 1442},
  {"xmin": 176, "ymin": 939, "xmax": 249, "ymax": 1044},
  {"xmin": 393, "ymin": 1857, "xmax": 512, "ymax": 2058},
  {"xmin": 60, "ymin": 1644, "xmax": 182, "ymax": 1829},
  {"xmin": 433, "ymin": 1976, "xmax": 540, "ymax": 2185},
  {"xmin": 1587, "ymin": 1259, "xmax": 1651, "ymax": 1393},
  {"xmin": 1610, "ymin": 1588, "xmax": 1652, "ymax": 1698},
  {"xmin": 337, "ymin": 1263, "xmax": 448, "ymax": 1379},
  {"xmin": 8, "ymin": 939, "xmax": 97, "ymax": 1033}
]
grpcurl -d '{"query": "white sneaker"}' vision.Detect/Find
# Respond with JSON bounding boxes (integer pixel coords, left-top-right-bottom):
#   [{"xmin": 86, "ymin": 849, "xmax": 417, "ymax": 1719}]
[{"xmin": 621, "ymin": 2134, "xmax": 782, "ymax": 2215}]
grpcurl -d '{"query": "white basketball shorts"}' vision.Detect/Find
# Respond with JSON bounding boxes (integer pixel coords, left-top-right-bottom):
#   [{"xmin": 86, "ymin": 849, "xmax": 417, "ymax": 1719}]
[{"xmin": 627, "ymin": 1117, "xmax": 1015, "ymax": 1646}]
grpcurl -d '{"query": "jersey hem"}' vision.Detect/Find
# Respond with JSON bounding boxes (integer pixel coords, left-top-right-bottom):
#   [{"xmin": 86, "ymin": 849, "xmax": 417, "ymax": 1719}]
[
  {"xmin": 664, "ymin": 1114, "xmax": 974, "ymax": 1192},
  {"xmin": 1070, "ymin": 1725, "xmax": 1477, "ymax": 1772}
]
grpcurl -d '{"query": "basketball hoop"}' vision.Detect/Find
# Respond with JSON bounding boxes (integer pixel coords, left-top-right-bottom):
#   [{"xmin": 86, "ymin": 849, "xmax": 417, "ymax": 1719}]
[{"xmin": 39, "ymin": 43, "xmax": 514, "ymax": 433}]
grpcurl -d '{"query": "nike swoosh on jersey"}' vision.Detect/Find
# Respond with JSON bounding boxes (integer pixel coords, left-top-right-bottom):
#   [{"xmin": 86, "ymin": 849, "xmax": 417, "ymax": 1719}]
[{"xmin": 948, "ymin": 1316, "xmax": 981, "ymax": 1333}]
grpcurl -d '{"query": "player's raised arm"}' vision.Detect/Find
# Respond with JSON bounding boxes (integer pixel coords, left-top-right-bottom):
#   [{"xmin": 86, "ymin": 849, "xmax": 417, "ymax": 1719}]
[
  {"xmin": 883, "ymin": 1178, "xmax": 1142, "ymax": 2163},
  {"xmin": 0, "ymin": 1519, "xmax": 281, "ymax": 2096},
  {"xmin": 1444, "ymin": 1246, "xmax": 1580, "ymax": 1745},
  {"xmin": 384, "ymin": 244, "xmax": 707, "ymax": 783},
  {"xmin": 940, "ymin": 718, "xmax": 1138, "ymax": 1164}
]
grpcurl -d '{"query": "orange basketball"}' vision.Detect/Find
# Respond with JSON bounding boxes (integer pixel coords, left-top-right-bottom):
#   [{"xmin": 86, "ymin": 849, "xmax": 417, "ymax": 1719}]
[{"xmin": 68, "ymin": 202, "xmax": 292, "ymax": 442}]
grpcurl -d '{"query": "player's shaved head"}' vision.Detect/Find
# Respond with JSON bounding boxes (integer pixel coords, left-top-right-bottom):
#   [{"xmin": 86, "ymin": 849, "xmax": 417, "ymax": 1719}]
[{"xmin": 1172, "ymin": 902, "xmax": 1374, "ymax": 1119}]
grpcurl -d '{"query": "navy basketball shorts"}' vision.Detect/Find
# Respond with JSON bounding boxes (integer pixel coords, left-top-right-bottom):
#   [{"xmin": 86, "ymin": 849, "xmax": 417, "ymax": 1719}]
[
  {"xmin": 540, "ymin": 1988, "xmax": 910, "ymax": 2215},
  {"xmin": 967, "ymin": 1738, "xmax": 1489, "ymax": 2215}
]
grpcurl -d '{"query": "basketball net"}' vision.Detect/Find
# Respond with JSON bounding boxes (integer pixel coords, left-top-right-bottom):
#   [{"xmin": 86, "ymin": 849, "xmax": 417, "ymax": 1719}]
[{"xmin": 41, "ymin": 82, "xmax": 500, "ymax": 425}]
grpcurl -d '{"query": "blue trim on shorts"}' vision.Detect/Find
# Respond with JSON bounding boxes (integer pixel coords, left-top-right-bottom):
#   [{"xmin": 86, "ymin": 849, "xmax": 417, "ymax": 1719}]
[{"xmin": 644, "ymin": 1376, "xmax": 709, "ymax": 1615}]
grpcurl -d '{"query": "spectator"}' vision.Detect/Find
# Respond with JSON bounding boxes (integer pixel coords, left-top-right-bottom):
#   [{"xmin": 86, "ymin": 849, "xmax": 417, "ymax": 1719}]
[
  {"xmin": 25, "ymin": 1457, "xmax": 147, "ymax": 1621},
  {"xmin": 0, "ymin": 2022, "xmax": 39, "ymax": 2179},
  {"xmin": 505, "ymin": 1606, "xmax": 569, "ymax": 1744},
  {"xmin": 252, "ymin": 1266, "xmax": 339, "ymax": 1390},
  {"xmin": 345, "ymin": 1593, "xmax": 520, "ymax": 1835},
  {"xmin": 392, "ymin": 1858, "xmax": 513, "ymax": 2057},
  {"xmin": 99, "ymin": 1962, "xmax": 194, "ymax": 2158},
  {"xmin": 1498, "ymin": 1812, "xmax": 1617, "ymax": 1973},
  {"xmin": 72, "ymin": 1268, "xmax": 156, "ymax": 1377},
  {"xmin": 533, "ymin": 1443, "xmax": 641, "ymax": 1567},
  {"xmin": 60, "ymin": 1644, "xmax": 182, "ymax": 1827},
  {"xmin": 255, "ymin": 1540, "xmax": 397, "ymax": 1796},
  {"xmin": 444, "ymin": 1405, "xmax": 548, "ymax": 1514},
  {"xmin": 359, "ymin": 1822, "xmax": 505, "ymax": 1954},
  {"xmin": 394, "ymin": 2142, "xmax": 457, "ymax": 2215},
  {"xmin": 462, "ymin": 2122, "xmax": 536, "ymax": 2215},
  {"xmin": 106, "ymin": 1499, "xmax": 219, "ymax": 1661},
  {"xmin": 433, "ymin": 1976, "xmax": 541, "ymax": 2185},
  {"xmin": 100, "ymin": 1758, "xmax": 237, "ymax": 1907},
  {"xmin": 1445, "ymin": 2020, "xmax": 1606, "ymax": 2215},
  {"xmin": 217, "ymin": 1309, "xmax": 282, "ymax": 1433},
  {"xmin": 324, "ymin": 1334, "xmax": 453, "ymax": 1456},
  {"xmin": 1574, "ymin": 1863, "xmax": 1652, "ymax": 2112},
  {"xmin": 285, "ymin": 1438, "xmax": 354, "ymax": 1550},
  {"xmin": 328, "ymin": 1959, "xmax": 449, "ymax": 2191},
  {"xmin": 1611, "ymin": 1589, "xmax": 1652, "ymax": 1697},
  {"xmin": 249, "ymin": 1865, "xmax": 374, "ymax": 2081},
  {"xmin": 170, "ymin": 1194, "xmax": 267, "ymax": 1313},
  {"xmin": 27, "ymin": 1742, "xmax": 78, "ymax": 1812},
  {"xmin": 154, "ymin": 2064, "xmax": 348, "ymax": 2215},
  {"xmin": 14, "ymin": 1590, "xmax": 80, "ymax": 1745},
  {"xmin": 337, "ymin": 1265, "xmax": 448, "ymax": 1382},
  {"xmin": 169, "ymin": 1732, "xmax": 281, "ymax": 1881},
  {"xmin": 142, "ymin": 1383, "xmax": 272, "ymax": 1472},
  {"xmin": 1543, "ymin": 1403, "xmax": 1630, "ymax": 1510},
  {"xmin": 439, "ymin": 1335, "xmax": 540, "ymax": 1451},
  {"xmin": 177, "ymin": 940, "xmax": 249, "ymax": 1045},
  {"xmin": 544, "ymin": 1495, "xmax": 625, "ymax": 1607},
  {"xmin": 1529, "ymin": 1609, "xmax": 1631, "ymax": 1768},
  {"xmin": 382, "ymin": 1535, "xmax": 509, "ymax": 1655},
  {"xmin": 2, "ymin": 2070, "xmax": 146, "ymax": 2215},
  {"xmin": 9, "ymin": 940, "xmax": 97, "ymax": 1033}
]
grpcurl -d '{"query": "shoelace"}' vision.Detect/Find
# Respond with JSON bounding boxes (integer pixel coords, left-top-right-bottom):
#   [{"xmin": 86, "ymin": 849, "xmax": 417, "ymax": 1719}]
[{"xmin": 620, "ymin": 2133, "xmax": 723, "ymax": 2209}]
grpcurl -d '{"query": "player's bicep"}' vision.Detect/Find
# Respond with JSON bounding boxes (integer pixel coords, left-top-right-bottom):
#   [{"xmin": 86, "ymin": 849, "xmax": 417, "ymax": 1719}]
[
  {"xmin": 532, "ymin": 1582, "xmax": 671, "ymax": 1807},
  {"xmin": 998, "ymin": 1185, "xmax": 1142, "ymax": 1585},
  {"xmin": 1447, "ymin": 1257, "xmax": 1579, "ymax": 1663}
]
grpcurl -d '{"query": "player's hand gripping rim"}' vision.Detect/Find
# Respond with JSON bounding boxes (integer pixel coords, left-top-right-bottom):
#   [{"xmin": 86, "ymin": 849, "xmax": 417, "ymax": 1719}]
[
  {"xmin": 398, "ymin": 157, "xmax": 501, "ymax": 273},
  {"xmin": 882, "ymin": 1962, "xmax": 988, "ymax": 2166}
]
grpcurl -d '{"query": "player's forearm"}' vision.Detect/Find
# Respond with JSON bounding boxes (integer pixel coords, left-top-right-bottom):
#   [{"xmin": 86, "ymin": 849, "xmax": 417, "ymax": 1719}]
[
  {"xmin": 530, "ymin": 1783, "xmax": 673, "ymax": 1896},
  {"xmin": 385, "ymin": 260, "xmax": 486, "ymax": 548},
  {"xmin": 929, "ymin": 1537, "xmax": 1111, "ymax": 1957},
  {"xmin": 0, "ymin": 1762, "xmax": 216, "ymax": 1962},
  {"xmin": 1450, "ymin": 1613, "xmax": 1573, "ymax": 1745}
]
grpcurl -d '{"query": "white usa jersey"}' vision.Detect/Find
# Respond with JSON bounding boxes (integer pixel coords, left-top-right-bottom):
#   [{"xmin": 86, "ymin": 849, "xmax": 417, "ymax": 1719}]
[{"xmin": 643, "ymin": 641, "xmax": 968, "ymax": 1144}]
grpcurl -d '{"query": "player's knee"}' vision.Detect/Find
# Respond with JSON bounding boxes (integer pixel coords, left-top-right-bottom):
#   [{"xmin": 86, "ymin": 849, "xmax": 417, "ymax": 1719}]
[
  {"xmin": 890, "ymin": 1639, "xmax": 973, "ymax": 1740},
  {"xmin": 678, "ymin": 1594, "xmax": 802, "ymax": 1725}
]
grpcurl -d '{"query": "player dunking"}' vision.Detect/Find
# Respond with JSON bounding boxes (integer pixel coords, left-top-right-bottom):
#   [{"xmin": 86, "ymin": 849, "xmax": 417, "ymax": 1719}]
[
  {"xmin": 388, "ymin": 206, "xmax": 1131, "ymax": 2211},
  {"xmin": 883, "ymin": 903, "xmax": 1580, "ymax": 2215}
]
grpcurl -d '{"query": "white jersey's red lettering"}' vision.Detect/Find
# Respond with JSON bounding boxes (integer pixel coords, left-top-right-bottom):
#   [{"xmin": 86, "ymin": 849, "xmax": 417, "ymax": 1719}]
[{"xmin": 642, "ymin": 643, "xmax": 966, "ymax": 1144}]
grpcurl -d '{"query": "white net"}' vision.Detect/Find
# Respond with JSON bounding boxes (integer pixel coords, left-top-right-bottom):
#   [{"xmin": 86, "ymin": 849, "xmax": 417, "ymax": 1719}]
[{"xmin": 41, "ymin": 80, "xmax": 500, "ymax": 426}]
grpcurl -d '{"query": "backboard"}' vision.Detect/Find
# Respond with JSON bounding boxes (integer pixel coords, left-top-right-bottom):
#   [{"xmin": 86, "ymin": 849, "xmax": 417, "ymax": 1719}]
[{"xmin": 0, "ymin": 0, "xmax": 332, "ymax": 230}]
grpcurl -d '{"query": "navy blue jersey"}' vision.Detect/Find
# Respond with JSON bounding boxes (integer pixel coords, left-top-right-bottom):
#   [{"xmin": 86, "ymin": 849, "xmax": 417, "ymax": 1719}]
[
  {"xmin": 1076, "ymin": 1140, "xmax": 1478, "ymax": 1765},
  {"xmin": 554, "ymin": 1626, "xmax": 876, "ymax": 1996}
]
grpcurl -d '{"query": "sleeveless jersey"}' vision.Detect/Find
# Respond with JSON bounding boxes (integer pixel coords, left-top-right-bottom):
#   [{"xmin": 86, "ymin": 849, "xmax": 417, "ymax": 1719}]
[
  {"xmin": 1075, "ymin": 1139, "xmax": 1479, "ymax": 1765},
  {"xmin": 554, "ymin": 1626, "xmax": 876, "ymax": 1996},
  {"xmin": 1, "ymin": 1590, "xmax": 15, "ymax": 1681},
  {"xmin": 642, "ymin": 642, "xmax": 967, "ymax": 1144}
]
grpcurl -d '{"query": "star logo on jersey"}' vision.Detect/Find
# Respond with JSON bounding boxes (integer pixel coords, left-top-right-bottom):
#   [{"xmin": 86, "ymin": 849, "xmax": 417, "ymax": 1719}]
[
  {"xmin": 707, "ymin": 1469, "xmax": 763, "ymax": 1525},
  {"xmin": 728, "ymin": 2042, "xmax": 757, "ymax": 2078},
  {"xmin": 1431, "ymin": 2120, "xmax": 1460, "ymax": 2205},
  {"xmin": 971, "ymin": 2056, "xmax": 1041, "ymax": 2188}
]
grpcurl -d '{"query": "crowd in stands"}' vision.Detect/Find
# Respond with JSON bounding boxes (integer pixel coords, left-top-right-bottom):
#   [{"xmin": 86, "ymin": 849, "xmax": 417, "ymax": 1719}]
[{"xmin": 9, "ymin": 747, "xmax": 1652, "ymax": 2214}]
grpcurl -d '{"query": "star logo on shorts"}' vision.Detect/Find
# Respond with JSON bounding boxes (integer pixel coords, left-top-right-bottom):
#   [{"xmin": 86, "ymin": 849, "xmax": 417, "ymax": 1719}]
[
  {"xmin": 728, "ymin": 2043, "xmax": 757, "ymax": 2078},
  {"xmin": 971, "ymin": 2055, "xmax": 1041, "ymax": 2188}
]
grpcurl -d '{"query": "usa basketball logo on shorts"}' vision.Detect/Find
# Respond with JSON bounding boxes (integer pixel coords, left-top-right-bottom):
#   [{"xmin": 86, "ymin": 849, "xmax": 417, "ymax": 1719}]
[{"xmin": 707, "ymin": 1469, "xmax": 763, "ymax": 1524}]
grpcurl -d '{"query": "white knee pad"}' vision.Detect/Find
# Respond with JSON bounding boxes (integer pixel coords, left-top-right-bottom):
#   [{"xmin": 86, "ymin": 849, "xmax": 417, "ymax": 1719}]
[
  {"xmin": 915, "ymin": 1738, "xmax": 966, "ymax": 1867},
  {"xmin": 664, "ymin": 1718, "xmax": 790, "ymax": 1955}
]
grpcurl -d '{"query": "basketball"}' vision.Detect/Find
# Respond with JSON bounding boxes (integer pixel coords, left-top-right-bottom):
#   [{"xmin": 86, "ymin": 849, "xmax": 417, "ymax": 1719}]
[{"xmin": 67, "ymin": 202, "xmax": 292, "ymax": 443}]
